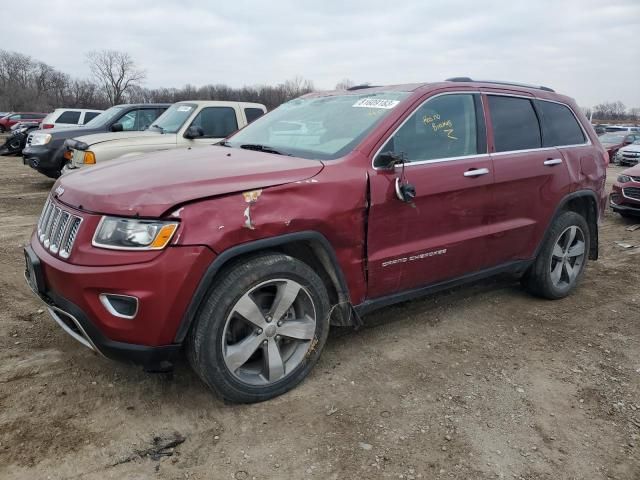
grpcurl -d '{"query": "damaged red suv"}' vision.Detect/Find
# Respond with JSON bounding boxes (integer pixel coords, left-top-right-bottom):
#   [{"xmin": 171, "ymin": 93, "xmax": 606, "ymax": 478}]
[{"xmin": 25, "ymin": 78, "xmax": 608, "ymax": 402}]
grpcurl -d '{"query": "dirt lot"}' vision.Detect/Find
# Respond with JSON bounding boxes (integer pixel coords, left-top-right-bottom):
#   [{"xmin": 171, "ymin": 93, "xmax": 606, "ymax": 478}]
[{"xmin": 0, "ymin": 155, "xmax": 639, "ymax": 480}]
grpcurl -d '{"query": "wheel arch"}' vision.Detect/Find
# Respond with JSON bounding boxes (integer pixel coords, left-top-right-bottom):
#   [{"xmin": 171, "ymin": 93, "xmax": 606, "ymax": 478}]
[
  {"xmin": 542, "ymin": 190, "xmax": 599, "ymax": 261},
  {"xmin": 174, "ymin": 231, "xmax": 359, "ymax": 343}
]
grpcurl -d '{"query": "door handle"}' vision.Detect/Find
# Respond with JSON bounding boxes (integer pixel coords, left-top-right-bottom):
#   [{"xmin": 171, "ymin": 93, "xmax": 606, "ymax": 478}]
[
  {"xmin": 543, "ymin": 158, "xmax": 563, "ymax": 166},
  {"xmin": 463, "ymin": 168, "xmax": 490, "ymax": 177}
]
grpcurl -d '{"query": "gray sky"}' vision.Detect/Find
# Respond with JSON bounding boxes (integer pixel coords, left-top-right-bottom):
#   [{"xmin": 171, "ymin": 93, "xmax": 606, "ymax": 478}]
[{"xmin": 7, "ymin": 0, "xmax": 640, "ymax": 108}]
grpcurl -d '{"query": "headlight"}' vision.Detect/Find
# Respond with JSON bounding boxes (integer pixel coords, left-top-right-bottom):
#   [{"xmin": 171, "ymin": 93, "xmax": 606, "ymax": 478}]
[
  {"xmin": 30, "ymin": 133, "xmax": 52, "ymax": 146},
  {"xmin": 92, "ymin": 217, "xmax": 179, "ymax": 250},
  {"xmin": 618, "ymin": 175, "xmax": 632, "ymax": 183}
]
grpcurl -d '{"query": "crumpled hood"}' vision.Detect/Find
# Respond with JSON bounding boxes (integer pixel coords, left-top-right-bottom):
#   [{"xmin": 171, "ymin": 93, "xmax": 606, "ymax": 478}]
[
  {"xmin": 54, "ymin": 146, "xmax": 324, "ymax": 217},
  {"xmin": 74, "ymin": 130, "xmax": 173, "ymax": 147}
]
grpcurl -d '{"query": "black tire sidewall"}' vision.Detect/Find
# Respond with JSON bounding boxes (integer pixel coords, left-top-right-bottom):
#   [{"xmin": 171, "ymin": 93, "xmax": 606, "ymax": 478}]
[
  {"xmin": 188, "ymin": 253, "xmax": 331, "ymax": 403},
  {"xmin": 526, "ymin": 211, "xmax": 590, "ymax": 299}
]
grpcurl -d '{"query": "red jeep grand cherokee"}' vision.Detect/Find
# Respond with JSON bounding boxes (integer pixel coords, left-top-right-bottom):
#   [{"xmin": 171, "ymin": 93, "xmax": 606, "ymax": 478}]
[{"xmin": 25, "ymin": 79, "xmax": 608, "ymax": 402}]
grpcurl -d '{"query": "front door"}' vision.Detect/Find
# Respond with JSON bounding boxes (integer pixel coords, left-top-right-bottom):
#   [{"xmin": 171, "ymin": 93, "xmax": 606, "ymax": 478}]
[{"xmin": 366, "ymin": 92, "xmax": 495, "ymax": 299}]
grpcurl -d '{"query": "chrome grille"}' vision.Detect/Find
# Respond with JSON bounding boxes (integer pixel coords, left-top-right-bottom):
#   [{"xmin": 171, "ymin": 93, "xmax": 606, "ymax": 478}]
[
  {"xmin": 623, "ymin": 187, "xmax": 640, "ymax": 201},
  {"xmin": 36, "ymin": 197, "xmax": 83, "ymax": 259}
]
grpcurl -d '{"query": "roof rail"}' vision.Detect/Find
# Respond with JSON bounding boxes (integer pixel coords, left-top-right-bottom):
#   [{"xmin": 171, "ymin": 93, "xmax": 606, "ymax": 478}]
[
  {"xmin": 445, "ymin": 77, "xmax": 555, "ymax": 93},
  {"xmin": 347, "ymin": 84, "xmax": 380, "ymax": 91}
]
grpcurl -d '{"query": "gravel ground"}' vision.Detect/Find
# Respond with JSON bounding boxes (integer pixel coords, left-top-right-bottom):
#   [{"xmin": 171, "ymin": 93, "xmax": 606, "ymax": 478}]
[{"xmin": 0, "ymin": 155, "xmax": 639, "ymax": 480}]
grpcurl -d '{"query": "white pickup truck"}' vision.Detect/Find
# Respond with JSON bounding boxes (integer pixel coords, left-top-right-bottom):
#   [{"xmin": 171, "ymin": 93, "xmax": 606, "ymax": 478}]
[{"xmin": 63, "ymin": 100, "xmax": 266, "ymax": 173}]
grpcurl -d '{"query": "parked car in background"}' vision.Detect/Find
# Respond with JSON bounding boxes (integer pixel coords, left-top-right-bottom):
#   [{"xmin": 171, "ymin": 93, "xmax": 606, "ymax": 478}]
[
  {"xmin": 63, "ymin": 101, "xmax": 266, "ymax": 173},
  {"xmin": 25, "ymin": 79, "xmax": 607, "ymax": 403},
  {"xmin": 593, "ymin": 124, "xmax": 607, "ymax": 135},
  {"xmin": 599, "ymin": 132, "xmax": 640, "ymax": 162},
  {"xmin": 610, "ymin": 165, "xmax": 640, "ymax": 217},
  {"xmin": 23, "ymin": 103, "xmax": 170, "ymax": 178},
  {"xmin": 604, "ymin": 125, "xmax": 640, "ymax": 133},
  {"xmin": 0, "ymin": 112, "xmax": 48, "ymax": 132},
  {"xmin": 0, "ymin": 122, "xmax": 40, "ymax": 155},
  {"xmin": 40, "ymin": 108, "xmax": 103, "ymax": 130},
  {"xmin": 615, "ymin": 139, "xmax": 640, "ymax": 166}
]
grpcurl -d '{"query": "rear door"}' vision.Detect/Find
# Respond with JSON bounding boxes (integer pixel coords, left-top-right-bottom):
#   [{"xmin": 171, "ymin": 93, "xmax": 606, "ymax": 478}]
[
  {"xmin": 366, "ymin": 91, "xmax": 494, "ymax": 298},
  {"xmin": 484, "ymin": 93, "xmax": 571, "ymax": 266}
]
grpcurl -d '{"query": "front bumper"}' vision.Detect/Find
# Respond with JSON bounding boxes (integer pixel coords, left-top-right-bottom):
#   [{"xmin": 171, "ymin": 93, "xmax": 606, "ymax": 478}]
[
  {"xmin": 610, "ymin": 186, "xmax": 640, "ymax": 216},
  {"xmin": 22, "ymin": 144, "xmax": 59, "ymax": 173},
  {"xmin": 24, "ymin": 236, "xmax": 215, "ymax": 369}
]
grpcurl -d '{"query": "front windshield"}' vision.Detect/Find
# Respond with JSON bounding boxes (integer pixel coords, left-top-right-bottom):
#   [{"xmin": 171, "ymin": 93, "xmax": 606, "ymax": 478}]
[
  {"xmin": 226, "ymin": 92, "xmax": 410, "ymax": 160},
  {"xmin": 83, "ymin": 106, "xmax": 126, "ymax": 128},
  {"xmin": 149, "ymin": 103, "xmax": 196, "ymax": 133},
  {"xmin": 599, "ymin": 133, "xmax": 626, "ymax": 143}
]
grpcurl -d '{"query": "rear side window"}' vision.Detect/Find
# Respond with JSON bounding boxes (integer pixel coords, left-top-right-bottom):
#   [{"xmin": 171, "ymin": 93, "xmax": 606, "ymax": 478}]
[
  {"xmin": 379, "ymin": 93, "xmax": 484, "ymax": 163},
  {"xmin": 536, "ymin": 101, "xmax": 585, "ymax": 147},
  {"xmin": 56, "ymin": 111, "xmax": 81, "ymax": 124},
  {"xmin": 83, "ymin": 112, "xmax": 101, "ymax": 124},
  {"xmin": 190, "ymin": 107, "xmax": 238, "ymax": 138},
  {"xmin": 245, "ymin": 107, "xmax": 265, "ymax": 123},
  {"xmin": 488, "ymin": 96, "xmax": 541, "ymax": 152}
]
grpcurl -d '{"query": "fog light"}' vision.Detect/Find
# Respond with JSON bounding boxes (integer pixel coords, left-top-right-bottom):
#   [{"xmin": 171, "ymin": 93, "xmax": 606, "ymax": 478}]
[
  {"xmin": 99, "ymin": 293, "xmax": 138, "ymax": 319},
  {"xmin": 610, "ymin": 193, "xmax": 621, "ymax": 205}
]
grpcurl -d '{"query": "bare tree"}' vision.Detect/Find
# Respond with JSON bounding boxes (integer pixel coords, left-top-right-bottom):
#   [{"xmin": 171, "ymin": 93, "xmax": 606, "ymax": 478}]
[
  {"xmin": 86, "ymin": 50, "xmax": 145, "ymax": 106},
  {"xmin": 335, "ymin": 78, "xmax": 355, "ymax": 90}
]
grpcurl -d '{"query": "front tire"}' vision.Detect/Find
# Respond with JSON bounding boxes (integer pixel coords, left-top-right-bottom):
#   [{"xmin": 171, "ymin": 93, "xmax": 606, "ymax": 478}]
[
  {"xmin": 187, "ymin": 253, "xmax": 330, "ymax": 403},
  {"xmin": 522, "ymin": 211, "xmax": 589, "ymax": 299}
]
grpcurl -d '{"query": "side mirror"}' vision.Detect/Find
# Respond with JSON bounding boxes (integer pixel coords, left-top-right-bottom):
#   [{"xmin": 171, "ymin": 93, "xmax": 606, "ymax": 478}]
[
  {"xmin": 374, "ymin": 150, "xmax": 405, "ymax": 169},
  {"xmin": 184, "ymin": 126, "xmax": 205, "ymax": 139},
  {"xmin": 110, "ymin": 123, "xmax": 123, "ymax": 132}
]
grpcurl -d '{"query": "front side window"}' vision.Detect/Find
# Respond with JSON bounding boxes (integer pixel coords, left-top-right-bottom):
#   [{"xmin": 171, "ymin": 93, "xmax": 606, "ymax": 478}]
[
  {"xmin": 226, "ymin": 91, "xmax": 410, "ymax": 160},
  {"xmin": 377, "ymin": 93, "xmax": 483, "ymax": 163},
  {"xmin": 190, "ymin": 107, "xmax": 238, "ymax": 138},
  {"xmin": 117, "ymin": 111, "xmax": 138, "ymax": 131},
  {"xmin": 56, "ymin": 111, "xmax": 81, "ymax": 124},
  {"xmin": 84, "ymin": 106, "xmax": 126, "ymax": 128},
  {"xmin": 536, "ymin": 100, "xmax": 585, "ymax": 147},
  {"xmin": 489, "ymin": 96, "xmax": 541, "ymax": 152}
]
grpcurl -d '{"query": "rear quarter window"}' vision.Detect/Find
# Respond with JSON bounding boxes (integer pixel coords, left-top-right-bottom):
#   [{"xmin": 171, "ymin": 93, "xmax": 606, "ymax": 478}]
[
  {"xmin": 488, "ymin": 96, "xmax": 541, "ymax": 152},
  {"xmin": 83, "ymin": 112, "xmax": 101, "ymax": 124},
  {"xmin": 536, "ymin": 100, "xmax": 585, "ymax": 147},
  {"xmin": 245, "ymin": 107, "xmax": 265, "ymax": 123}
]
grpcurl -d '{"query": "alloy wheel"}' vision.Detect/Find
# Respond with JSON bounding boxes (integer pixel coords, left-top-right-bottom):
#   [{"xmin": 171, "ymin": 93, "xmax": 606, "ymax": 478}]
[
  {"xmin": 549, "ymin": 225, "xmax": 585, "ymax": 289},
  {"xmin": 222, "ymin": 278, "xmax": 317, "ymax": 386}
]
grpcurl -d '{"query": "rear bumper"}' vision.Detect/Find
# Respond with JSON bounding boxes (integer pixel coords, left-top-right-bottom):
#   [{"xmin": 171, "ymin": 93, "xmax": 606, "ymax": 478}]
[{"xmin": 23, "ymin": 145, "xmax": 61, "ymax": 174}]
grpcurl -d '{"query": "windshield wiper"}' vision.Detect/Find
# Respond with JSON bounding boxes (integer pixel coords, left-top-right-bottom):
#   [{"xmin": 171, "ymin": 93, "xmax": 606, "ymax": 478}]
[
  {"xmin": 217, "ymin": 140, "xmax": 231, "ymax": 147},
  {"xmin": 151, "ymin": 124, "xmax": 164, "ymax": 133},
  {"xmin": 239, "ymin": 144, "xmax": 291, "ymax": 156}
]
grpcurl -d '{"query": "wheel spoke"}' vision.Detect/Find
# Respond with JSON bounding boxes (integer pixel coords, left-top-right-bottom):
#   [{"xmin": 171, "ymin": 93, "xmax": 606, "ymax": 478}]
[
  {"xmin": 265, "ymin": 338, "xmax": 285, "ymax": 381},
  {"xmin": 567, "ymin": 240, "xmax": 585, "ymax": 257},
  {"xmin": 278, "ymin": 316, "xmax": 316, "ymax": 340},
  {"xmin": 270, "ymin": 281, "xmax": 301, "ymax": 322},
  {"xmin": 564, "ymin": 261, "xmax": 577, "ymax": 282},
  {"xmin": 564, "ymin": 226, "xmax": 577, "ymax": 253},
  {"xmin": 550, "ymin": 261, "xmax": 563, "ymax": 285},
  {"xmin": 233, "ymin": 293, "xmax": 267, "ymax": 328},
  {"xmin": 552, "ymin": 243, "xmax": 564, "ymax": 259},
  {"xmin": 225, "ymin": 334, "xmax": 264, "ymax": 372}
]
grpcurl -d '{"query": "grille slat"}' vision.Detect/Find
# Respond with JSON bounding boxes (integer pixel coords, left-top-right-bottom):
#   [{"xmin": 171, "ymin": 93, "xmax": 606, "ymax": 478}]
[
  {"xmin": 36, "ymin": 197, "xmax": 82, "ymax": 259},
  {"xmin": 623, "ymin": 187, "xmax": 640, "ymax": 201}
]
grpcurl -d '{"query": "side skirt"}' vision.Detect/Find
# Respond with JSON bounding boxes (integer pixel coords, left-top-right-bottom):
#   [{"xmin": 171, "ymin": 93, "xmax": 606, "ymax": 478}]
[{"xmin": 354, "ymin": 259, "xmax": 532, "ymax": 316}]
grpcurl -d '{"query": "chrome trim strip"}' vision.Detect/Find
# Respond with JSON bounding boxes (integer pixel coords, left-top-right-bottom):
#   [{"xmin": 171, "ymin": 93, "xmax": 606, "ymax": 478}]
[
  {"xmin": 622, "ymin": 188, "xmax": 640, "ymax": 202},
  {"xmin": 47, "ymin": 306, "xmax": 99, "ymax": 353},
  {"xmin": 99, "ymin": 293, "xmax": 139, "ymax": 320}
]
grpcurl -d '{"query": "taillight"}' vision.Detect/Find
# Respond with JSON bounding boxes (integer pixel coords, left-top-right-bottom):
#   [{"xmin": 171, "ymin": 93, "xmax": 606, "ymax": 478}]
[{"xmin": 42, "ymin": 124, "xmax": 54, "ymax": 129}]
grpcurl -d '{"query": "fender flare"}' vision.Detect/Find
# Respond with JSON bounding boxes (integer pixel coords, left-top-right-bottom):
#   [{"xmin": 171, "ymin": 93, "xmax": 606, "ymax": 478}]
[
  {"xmin": 534, "ymin": 189, "xmax": 600, "ymax": 261},
  {"xmin": 174, "ymin": 231, "xmax": 354, "ymax": 343}
]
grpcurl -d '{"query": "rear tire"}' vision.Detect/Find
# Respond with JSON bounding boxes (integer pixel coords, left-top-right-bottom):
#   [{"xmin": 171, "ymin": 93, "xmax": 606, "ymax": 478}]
[
  {"xmin": 187, "ymin": 253, "xmax": 330, "ymax": 403},
  {"xmin": 522, "ymin": 211, "xmax": 589, "ymax": 299}
]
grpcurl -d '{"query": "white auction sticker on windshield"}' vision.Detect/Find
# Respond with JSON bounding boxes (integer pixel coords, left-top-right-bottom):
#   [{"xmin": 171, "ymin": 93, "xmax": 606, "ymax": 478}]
[
  {"xmin": 353, "ymin": 98, "xmax": 400, "ymax": 109},
  {"xmin": 177, "ymin": 106, "xmax": 193, "ymax": 112}
]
